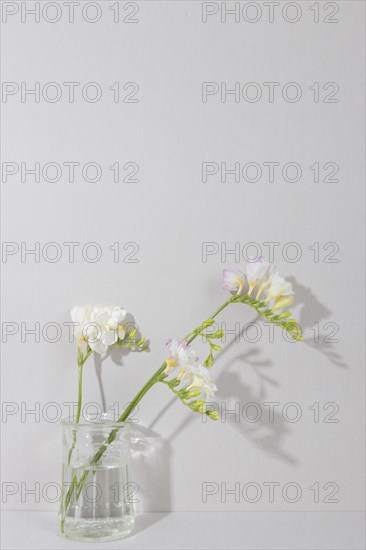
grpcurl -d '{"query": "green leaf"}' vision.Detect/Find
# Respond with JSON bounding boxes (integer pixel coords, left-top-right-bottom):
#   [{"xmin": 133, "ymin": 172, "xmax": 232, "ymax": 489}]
[
  {"xmin": 184, "ymin": 389, "xmax": 202, "ymax": 399},
  {"xmin": 275, "ymin": 312, "xmax": 292, "ymax": 319},
  {"xmin": 204, "ymin": 353, "xmax": 214, "ymax": 368},
  {"xmin": 283, "ymin": 321, "xmax": 295, "ymax": 330},
  {"xmin": 168, "ymin": 378, "xmax": 180, "ymax": 389},
  {"xmin": 206, "ymin": 409, "xmax": 219, "ymax": 421},
  {"xmin": 207, "ymin": 330, "xmax": 224, "ymax": 339},
  {"xmin": 210, "ymin": 343, "xmax": 222, "ymax": 352},
  {"xmin": 189, "ymin": 400, "xmax": 206, "ymax": 413},
  {"xmin": 201, "ymin": 319, "xmax": 215, "ymax": 328},
  {"xmin": 193, "ymin": 319, "xmax": 216, "ymax": 335}
]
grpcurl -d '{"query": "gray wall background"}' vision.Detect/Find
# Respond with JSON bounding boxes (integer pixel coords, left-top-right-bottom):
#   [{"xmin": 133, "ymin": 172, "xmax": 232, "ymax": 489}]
[{"xmin": 1, "ymin": 0, "xmax": 365, "ymax": 515}]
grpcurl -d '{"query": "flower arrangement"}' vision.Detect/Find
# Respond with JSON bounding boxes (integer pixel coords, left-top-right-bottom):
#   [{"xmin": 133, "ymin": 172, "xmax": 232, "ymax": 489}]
[{"xmin": 60, "ymin": 258, "xmax": 303, "ymax": 534}]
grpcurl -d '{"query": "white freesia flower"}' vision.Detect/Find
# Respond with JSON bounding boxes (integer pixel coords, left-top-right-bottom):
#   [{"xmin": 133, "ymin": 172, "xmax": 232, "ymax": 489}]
[
  {"xmin": 222, "ymin": 259, "xmax": 297, "ymax": 314},
  {"xmin": 71, "ymin": 305, "xmax": 127, "ymax": 355},
  {"xmin": 245, "ymin": 257, "xmax": 278, "ymax": 296},
  {"xmin": 266, "ymin": 272, "xmax": 293, "ymax": 302},
  {"xmin": 222, "ymin": 260, "xmax": 278, "ymax": 297},
  {"xmin": 222, "ymin": 269, "xmax": 245, "ymax": 294},
  {"xmin": 164, "ymin": 338, "xmax": 199, "ymax": 375},
  {"xmin": 164, "ymin": 338, "xmax": 217, "ymax": 403},
  {"xmin": 178, "ymin": 364, "xmax": 217, "ymax": 401},
  {"xmin": 246, "ymin": 256, "xmax": 268, "ymax": 285}
]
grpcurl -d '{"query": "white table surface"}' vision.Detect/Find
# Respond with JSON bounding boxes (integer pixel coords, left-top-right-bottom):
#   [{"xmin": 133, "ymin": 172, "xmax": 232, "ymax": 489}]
[{"xmin": 1, "ymin": 511, "xmax": 364, "ymax": 550}]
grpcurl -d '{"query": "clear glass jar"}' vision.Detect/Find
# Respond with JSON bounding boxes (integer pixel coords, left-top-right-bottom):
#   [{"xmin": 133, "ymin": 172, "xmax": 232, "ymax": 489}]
[{"xmin": 59, "ymin": 415, "xmax": 135, "ymax": 542}]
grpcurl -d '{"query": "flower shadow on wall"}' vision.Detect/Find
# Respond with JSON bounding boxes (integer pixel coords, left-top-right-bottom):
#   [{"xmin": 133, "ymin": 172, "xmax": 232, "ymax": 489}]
[
  {"xmin": 151, "ymin": 341, "xmax": 298, "ymax": 464},
  {"xmin": 287, "ymin": 277, "xmax": 347, "ymax": 369},
  {"xmin": 148, "ymin": 277, "xmax": 347, "ymax": 467}
]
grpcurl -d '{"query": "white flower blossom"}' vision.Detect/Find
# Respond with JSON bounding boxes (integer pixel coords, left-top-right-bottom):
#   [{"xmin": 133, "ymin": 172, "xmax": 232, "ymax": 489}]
[
  {"xmin": 266, "ymin": 272, "xmax": 294, "ymax": 302},
  {"xmin": 71, "ymin": 305, "xmax": 126, "ymax": 355},
  {"xmin": 178, "ymin": 364, "xmax": 217, "ymax": 401},
  {"xmin": 164, "ymin": 338, "xmax": 217, "ymax": 403},
  {"xmin": 222, "ymin": 259, "xmax": 296, "ymax": 313},
  {"xmin": 245, "ymin": 256, "xmax": 278, "ymax": 296},
  {"xmin": 246, "ymin": 257, "xmax": 269, "ymax": 286},
  {"xmin": 222, "ymin": 269, "xmax": 245, "ymax": 294},
  {"xmin": 164, "ymin": 338, "xmax": 200, "ymax": 373}
]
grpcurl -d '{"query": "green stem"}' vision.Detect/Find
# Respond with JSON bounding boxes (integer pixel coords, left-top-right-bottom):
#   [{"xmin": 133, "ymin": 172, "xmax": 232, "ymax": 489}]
[
  {"xmin": 185, "ymin": 298, "xmax": 233, "ymax": 344},
  {"xmin": 67, "ymin": 347, "xmax": 93, "ymax": 466},
  {"xmin": 76, "ymin": 362, "xmax": 83, "ymax": 423},
  {"xmin": 67, "ymin": 363, "xmax": 83, "ymax": 466}
]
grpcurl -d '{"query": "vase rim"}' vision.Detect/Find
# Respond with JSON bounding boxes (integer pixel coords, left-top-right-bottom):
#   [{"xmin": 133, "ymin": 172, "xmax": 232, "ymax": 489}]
[{"xmin": 61, "ymin": 413, "xmax": 132, "ymax": 428}]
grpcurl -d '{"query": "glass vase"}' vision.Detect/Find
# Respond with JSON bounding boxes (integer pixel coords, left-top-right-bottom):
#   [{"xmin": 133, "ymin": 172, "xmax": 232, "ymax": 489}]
[{"xmin": 59, "ymin": 415, "xmax": 135, "ymax": 542}]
